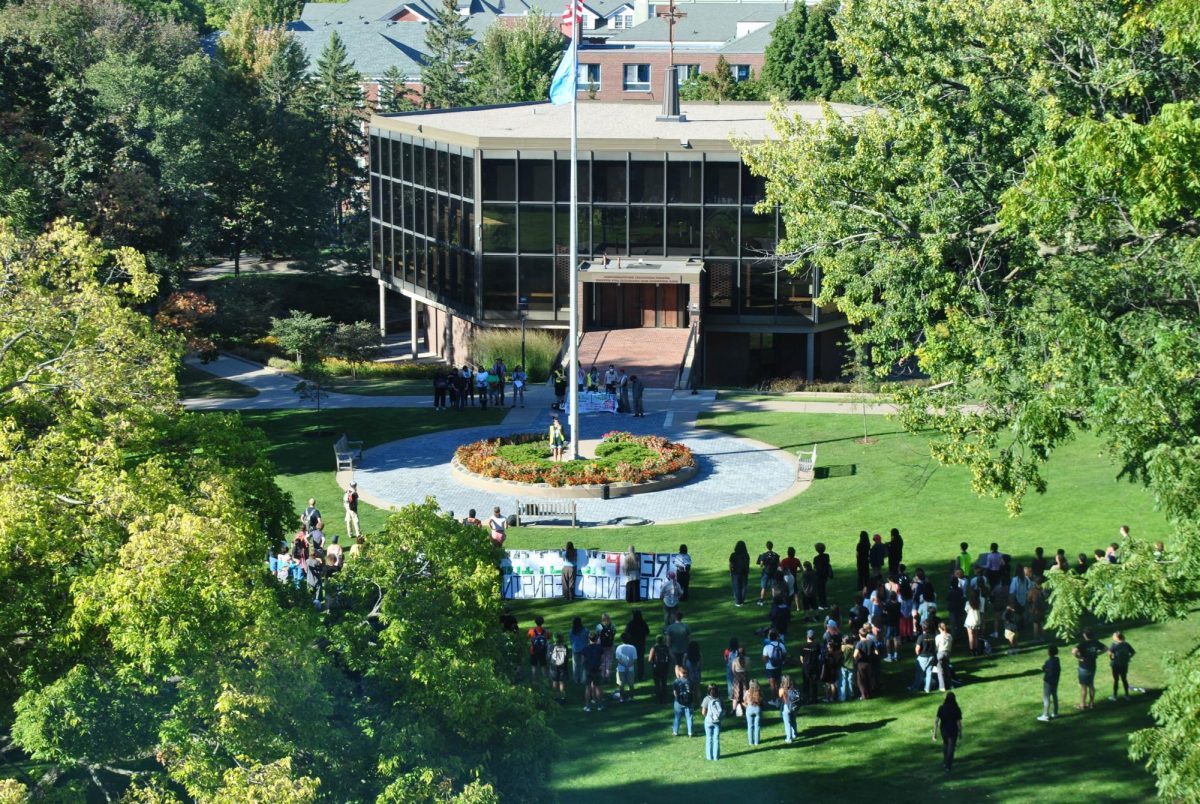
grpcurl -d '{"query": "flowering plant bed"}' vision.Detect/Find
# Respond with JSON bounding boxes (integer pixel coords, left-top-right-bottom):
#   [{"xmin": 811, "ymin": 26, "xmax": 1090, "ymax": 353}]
[{"xmin": 453, "ymin": 431, "xmax": 695, "ymax": 487}]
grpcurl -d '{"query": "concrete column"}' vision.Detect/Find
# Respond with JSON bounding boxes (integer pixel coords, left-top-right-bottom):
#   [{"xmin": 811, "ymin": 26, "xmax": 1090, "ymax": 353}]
[
  {"xmin": 806, "ymin": 332, "xmax": 815, "ymax": 383},
  {"xmin": 410, "ymin": 296, "xmax": 419, "ymax": 360},
  {"xmin": 377, "ymin": 280, "xmax": 387, "ymax": 338}
]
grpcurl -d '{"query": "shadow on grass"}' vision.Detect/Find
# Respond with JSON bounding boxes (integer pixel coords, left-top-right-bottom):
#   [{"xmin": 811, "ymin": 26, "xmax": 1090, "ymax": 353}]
[{"xmin": 815, "ymin": 464, "xmax": 858, "ymax": 479}]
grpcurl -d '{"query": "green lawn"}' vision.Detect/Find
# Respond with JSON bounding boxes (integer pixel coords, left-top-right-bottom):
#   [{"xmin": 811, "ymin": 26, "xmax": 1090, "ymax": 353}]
[
  {"xmin": 177, "ymin": 363, "xmax": 259, "ymax": 399},
  {"xmin": 238, "ymin": 407, "xmax": 505, "ymax": 535},
  {"xmin": 327, "ymin": 376, "xmax": 433, "ymax": 396},
  {"xmin": 502, "ymin": 411, "xmax": 1176, "ymax": 803}
]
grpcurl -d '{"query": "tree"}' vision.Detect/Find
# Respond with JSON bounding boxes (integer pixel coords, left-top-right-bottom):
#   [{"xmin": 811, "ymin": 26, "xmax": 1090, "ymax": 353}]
[
  {"xmin": 421, "ymin": 0, "xmax": 475, "ymax": 109},
  {"xmin": 678, "ymin": 56, "xmax": 764, "ymax": 103},
  {"xmin": 470, "ymin": 13, "xmax": 563, "ymax": 104},
  {"xmin": 331, "ymin": 320, "xmax": 382, "ymax": 378},
  {"xmin": 270, "ymin": 309, "xmax": 333, "ymax": 365},
  {"xmin": 325, "ymin": 501, "xmax": 560, "ymax": 801},
  {"xmin": 314, "ymin": 31, "xmax": 368, "ymax": 238},
  {"xmin": 743, "ymin": 0, "xmax": 1200, "ymax": 795},
  {"xmin": 377, "ymin": 64, "xmax": 416, "ymax": 113},
  {"xmin": 761, "ymin": 0, "xmax": 847, "ymax": 100}
]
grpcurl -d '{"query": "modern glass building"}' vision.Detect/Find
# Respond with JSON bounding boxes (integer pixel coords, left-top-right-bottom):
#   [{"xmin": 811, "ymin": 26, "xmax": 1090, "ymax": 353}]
[{"xmin": 368, "ymin": 100, "xmax": 863, "ymax": 385}]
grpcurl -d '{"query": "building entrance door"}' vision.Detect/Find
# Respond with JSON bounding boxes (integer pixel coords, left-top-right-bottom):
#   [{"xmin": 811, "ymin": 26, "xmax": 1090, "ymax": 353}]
[{"xmin": 585, "ymin": 283, "xmax": 689, "ymax": 329}]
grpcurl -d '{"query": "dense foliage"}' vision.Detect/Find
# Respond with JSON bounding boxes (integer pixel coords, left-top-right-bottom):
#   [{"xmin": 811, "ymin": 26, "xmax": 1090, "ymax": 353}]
[
  {"xmin": 455, "ymin": 431, "xmax": 695, "ymax": 485},
  {"xmin": 743, "ymin": 0, "xmax": 1200, "ymax": 796},
  {"xmin": 760, "ymin": 0, "xmax": 850, "ymax": 100}
]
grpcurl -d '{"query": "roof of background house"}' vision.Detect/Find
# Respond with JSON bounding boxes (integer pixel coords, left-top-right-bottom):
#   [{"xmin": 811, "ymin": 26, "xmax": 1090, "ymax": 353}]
[
  {"xmin": 372, "ymin": 99, "xmax": 867, "ymax": 149},
  {"xmin": 287, "ymin": 20, "xmax": 438, "ymax": 79},
  {"xmin": 603, "ymin": 2, "xmax": 786, "ymax": 44},
  {"xmin": 716, "ymin": 19, "xmax": 776, "ymax": 54}
]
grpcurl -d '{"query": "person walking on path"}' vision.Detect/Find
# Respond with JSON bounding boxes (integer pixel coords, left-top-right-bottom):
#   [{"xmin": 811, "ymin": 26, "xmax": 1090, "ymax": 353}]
[
  {"xmin": 729, "ymin": 540, "xmax": 751, "ymax": 606},
  {"xmin": 1108, "ymin": 631, "xmax": 1137, "ymax": 701},
  {"xmin": 511, "ymin": 365, "xmax": 527, "ymax": 408},
  {"xmin": 701, "ymin": 684, "xmax": 723, "ymax": 760},
  {"xmin": 630, "ymin": 374, "xmax": 645, "ymax": 417},
  {"xmin": 934, "ymin": 692, "xmax": 963, "ymax": 772},
  {"xmin": 671, "ymin": 664, "xmax": 694, "ymax": 737},
  {"xmin": 343, "ymin": 482, "xmax": 361, "ymax": 540},
  {"xmin": 662, "ymin": 572, "xmax": 684, "ymax": 628},
  {"xmin": 1038, "ymin": 644, "xmax": 1060, "ymax": 722},
  {"xmin": 1073, "ymin": 628, "xmax": 1106, "ymax": 710}
]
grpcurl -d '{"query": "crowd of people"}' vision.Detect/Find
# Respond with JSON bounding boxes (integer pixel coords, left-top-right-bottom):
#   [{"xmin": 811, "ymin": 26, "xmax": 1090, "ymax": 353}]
[
  {"xmin": 552, "ymin": 363, "xmax": 646, "ymax": 416},
  {"xmin": 433, "ymin": 358, "xmax": 528, "ymax": 411},
  {"xmin": 511, "ymin": 527, "xmax": 1148, "ymax": 771}
]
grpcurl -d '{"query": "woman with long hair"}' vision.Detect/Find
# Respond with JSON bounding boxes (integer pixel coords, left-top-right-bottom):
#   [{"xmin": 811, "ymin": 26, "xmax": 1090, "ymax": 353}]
[
  {"xmin": 562, "ymin": 541, "xmax": 578, "ymax": 602},
  {"xmin": 964, "ymin": 588, "xmax": 983, "ymax": 655},
  {"xmin": 685, "ymin": 640, "xmax": 702, "ymax": 690},
  {"xmin": 730, "ymin": 645, "xmax": 749, "ymax": 708},
  {"xmin": 568, "ymin": 616, "xmax": 589, "ymax": 685},
  {"xmin": 723, "ymin": 637, "xmax": 739, "ymax": 699},
  {"xmin": 856, "ymin": 530, "xmax": 871, "ymax": 590},
  {"xmin": 822, "ymin": 639, "xmax": 842, "ymax": 702},
  {"xmin": 934, "ymin": 691, "xmax": 963, "ymax": 771},
  {"xmin": 899, "ymin": 580, "xmax": 915, "ymax": 642},
  {"xmin": 779, "ymin": 675, "xmax": 798, "ymax": 743},
  {"xmin": 729, "ymin": 540, "xmax": 751, "ymax": 606},
  {"xmin": 744, "ymin": 680, "xmax": 762, "ymax": 745}
]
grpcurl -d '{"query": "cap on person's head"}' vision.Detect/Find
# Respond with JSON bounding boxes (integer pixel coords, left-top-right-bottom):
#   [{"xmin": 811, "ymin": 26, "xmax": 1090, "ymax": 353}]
[{"xmin": 806, "ymin": 629, "xmax": 815, "ymax": 639}]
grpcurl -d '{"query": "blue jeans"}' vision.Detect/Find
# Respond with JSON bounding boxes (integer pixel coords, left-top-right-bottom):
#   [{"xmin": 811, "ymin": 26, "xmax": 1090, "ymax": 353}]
[
  {"xmin": 917, "ymin": 656, "xmax": 935, "ymax": 692},
  {"xmin": 673, "ymin": 702, "xmax": 693, "ymax": 736},
  {"xmin": 731, "ymin": 573, "xmax": 748, "ymax": 604},
  {"xmin": 745, "ymin": 705, "xmax": 761, "ymax": 745},
  {"xmin": 572, "ymin": 654, "xmax": 586, "ymax": 686},
  {"xmin": 705, "ymin": 722, "xmax": 721, "ymax": 759},
  {"xmin": 839, "ymin": 668, "xmax": 855, "ymax": 702},
  {"xmin": 782, "ymin": 706, "xmax": 796, "ymax": 742}
]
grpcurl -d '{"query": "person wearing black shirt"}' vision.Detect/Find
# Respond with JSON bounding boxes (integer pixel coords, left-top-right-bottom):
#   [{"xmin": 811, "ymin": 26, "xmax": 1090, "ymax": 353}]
[
  {"xmin": 856, "ymin": 531, "xmax": 871, "ymax": 591},
  {"xmin": 756, "ymin": 541, "xmax": 780, "ymax": 606},
  {"xmin": 769, "ymin": 594, "xmax": 792, "ymax": 638},
  {"xmin": 853, "ymin": 628, "xmax": 874, "ymax": 700},
  {"xmin": 887, "ymin": 528, "xmax": 904, "ymax": 577},
  {"xmin": 1038, "ymin": 644, "xmax": 1061, "ymax": 721},
  {"xmin": 813, "ymin": 543, "xmax": 833, "ymax": 608},
  {"xmin": 1072, "ymin": 627, "xmax": 1105, "ymax": 710},
  {"xmin": 499, "ymin": 604, "xmax": 518, "ymax": 633},
  {"xmin": 799, "ymin": 630, "xmax": 821, "ymax": 704},
  {"xmin": 625, "ymin": 609, "xmax": 651, "ymax": 681},
  {"xmin": 729, "ymin": 540, "xmax": 751, "ymax": 606},
  {"xmin": 934, "ymin": 692, "xmax": 963, "ymax": 771}
]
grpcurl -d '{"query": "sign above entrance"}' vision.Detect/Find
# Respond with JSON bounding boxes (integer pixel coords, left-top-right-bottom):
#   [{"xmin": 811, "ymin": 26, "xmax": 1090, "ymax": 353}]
[{"xmin": 579, "ymin": 258, "xmax": 704, "ymax": 285}]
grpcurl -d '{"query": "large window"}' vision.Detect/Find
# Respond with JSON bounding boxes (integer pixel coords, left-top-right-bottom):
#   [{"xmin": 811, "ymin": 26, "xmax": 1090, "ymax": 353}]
[
  {"xmin": 577, "ymin": 63, "xmax": 601, "ymax": 90},
  {"xmin": 731, "ymin": 64, "xmax": 752, "ymax": 82},
  {"xmin": 623, "ymin": 63, "xmax": 651, "ymax": 92}
]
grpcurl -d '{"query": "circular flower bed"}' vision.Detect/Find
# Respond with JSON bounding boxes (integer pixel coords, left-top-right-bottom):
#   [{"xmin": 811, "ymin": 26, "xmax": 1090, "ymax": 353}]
[{"xmin": 454, "ymin": 431, "xmax": 695, "ymax": 487}]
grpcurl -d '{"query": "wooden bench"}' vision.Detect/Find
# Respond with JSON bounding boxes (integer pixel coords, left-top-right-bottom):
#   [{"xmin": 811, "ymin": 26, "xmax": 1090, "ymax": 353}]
[
  {"xmin": 797, "ymin": 445, "xmax": 817, "ymax": 478},
  {"xmin": 516, "ymin": 499, "xmax": 578, "ymax": 528},
  {"xmin": 334, "ymin": 434, "xmax": 364, "ymax": 471}
]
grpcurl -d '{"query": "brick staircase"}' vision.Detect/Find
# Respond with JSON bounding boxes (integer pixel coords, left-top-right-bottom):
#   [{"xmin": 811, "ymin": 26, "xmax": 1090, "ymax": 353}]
[{"xmin": 577, "ymin": 328, "xmax": 690, "ymax": 389}]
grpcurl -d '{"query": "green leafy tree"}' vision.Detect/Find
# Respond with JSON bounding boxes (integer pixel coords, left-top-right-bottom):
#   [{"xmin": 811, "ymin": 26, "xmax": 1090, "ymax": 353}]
[
  {"xmin": 679, "ymin": 56, "xmax": 764, "ymax": 102},
  {"xmin": 377, "ymin": 64, "xmax": 417, "ymax": 113},
  {"xmin": 471, "ymin": 12, "xmax": 563, "ymax": 103},
  {"xmin": 325, "ymin": 500, "xmax": 560, "ymax": 801},
  {"xmin": 421, "ymin": 0, "xmax": 476, "ymax": 109},
  {"xmin": 761, "ymin": 0, "xmax": 847, "ymax": 100},
  {"xmin": 270, "ymin": 309, "xmax": 333, "ymax": 365},
  {"xmin": 744, "ymin": 0, "xmax": 1200, "ymax": 796},
  {"xmin": 331, "ymin": 320, "xmax": 382, "ymax": 377},
  {"xmin": 314, "ymin": 30, "xmax": 368, "ymax": 238}
]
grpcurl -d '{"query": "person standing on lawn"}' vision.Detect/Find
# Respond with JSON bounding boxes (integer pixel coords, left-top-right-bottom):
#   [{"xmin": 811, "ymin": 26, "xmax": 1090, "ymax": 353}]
[
  {"xmin": 813, "ymin": 542, "xmax": 833, "ymax": 608},
  {"xmin": 569, "ymin": 616, "xmax": 590, "ymax": 686},
  {"xmin": 623, "ymin": 545, "xmax": 641, "ymax": 603},
  {"xmin": 343, "ymin": 482, "xmax": 361, "ymax": 540},
  {"xmin": 1108, "ymin": 631, "xmax": 1137, "ymax": 701},
  {"xmin": 650, "ymin": 635, "xmax": 672, "ymax": 703},
  {"xmin": 549, "ymin": 633, "xmax": 570, "ymax": 703},
  {"xmin": 956, "ymin": 542, "xmax": 974, "ymax": 577},
  {"xmin": 661, "ymin": 571, "xmax": 684, "ymax": 628},
  {"xmin": 1038, "ymin": 644, "xmax": 1060, "ymax": 722},
  {"xmin": 868, "ymin": 534, "xmax": 887, "ymax": 584},
  {"xmin": 762, "ymin": 628, "xmax": 787, "ymax": 699},
  {"xmin": 561, "ymin": 541, "xmax": 578, "ymax": 601},
  {"xmin": 624, "ymin": 609, "xmax": 651, "ymax": 681},
  {"xmin": 743, "ymin": 679, "xmax": 762, "ymax": 746},
  {"xmin": 671, "ymin": 664, "xmax": 694, "ymax": 737},
  {"xmin": 729, "ymin": 540, "xmax": 751, "ymax": 606},
  {"xmin": 934, "ymin": 692, "xmax": 963, "ymax": 772},
  {"xmin": 581, "ymin": 631, "xmax": 605, "ymax": 712},
  {"xmin": 614, "ymin": 633, "xmax": 638, "ymax": 702},
  {"xmin": 674, "ymin": 545, "xmax": 693, "ymax": 601},
  {"xmin": 856, "ymin": 531, "xmax": 871, "ymax": 591},
  {"xmin": 1073, "ymin": 628, "xmax": 1106, "ymax": 710},
  {"xmin": 666, "ymin": 610, "xmax": 691, "ymax": 667},
  {"xmin": 700, "ymin": 684, "xmax": 723, "ymax": 760},
  {"xmin": 757, "ymin": 541, "xmax": 780, "ymax": 606},
  {"xmin": 887, "ymin": 527, "xmax": 904, "ymax": 578},
  {"xmin": 527, "ymin": 615, "xmax": 550, "ymax": 684}
]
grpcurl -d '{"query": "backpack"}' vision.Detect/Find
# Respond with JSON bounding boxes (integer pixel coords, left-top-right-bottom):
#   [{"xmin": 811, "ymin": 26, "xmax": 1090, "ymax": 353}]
[
  {"xmin": 550, "ymin": 643, "xmax": 568, "ymax": 667},
  {"xmin": 785, "ymin": 687, "xmax": 801, "ymax": 711},
  {"xmin": 598, "ymin": 624, "xmax": 615, "ymax": 648},
  {"xmin": 705, "ymin": 697, "xmax": 723, "ymax": 724},
  {"xmin": 304, "ymin": 508, "xmax": 319, "ymax": 530},
  {"xmin": 531, "ymin": 629, "xmax": 548, "ymax": 656},
  {"xmin": 674, "ymin": 679, "xmax": 692, "ymax": 707},
  {"xmin": 762, "ymin": 551, "xmax": 779, "ymax": 576},
  {"xmin": 652, "ymin": 646, "xmax": 671, "ymax": 670},
  {"xmin": 769, "ymin": 641, "xmax": 786, "ymax": 667}
]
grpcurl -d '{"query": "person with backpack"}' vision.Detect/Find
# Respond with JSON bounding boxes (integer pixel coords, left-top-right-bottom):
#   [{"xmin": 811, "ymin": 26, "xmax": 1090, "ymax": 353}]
[
  {"xmin": 729, "ymin": 540, "xmax": 751, "ymax": 606},
  {"xmin": 762, "ymin": 629, "xmax": 787, "ymax": 699},
  {"xmin": 596, "ymin": 613, "xmax": 616, "ymax": 683},
  {"xmin": 723, "ymin": 637, "xmax": 740, "ymax": 699},
  {"xmin": 527, "ymin": 615, "xmax": 550, "ymax": 684},
  {"xmin": 778, "ymin": 675, "xmax": 800, "ymax": 743},
  {"xmin": 487, "ymin": 506, "xmax": 507, "ymax": 547},
  {"xmin": 756, "ymin": 541, "xmax": 780, "ymax": 606},
  {"xmin": 799, "ymin": 561, "xmax": 819, "ymax": 613},
  {"xmin": 549, "ymin": 633, "xmax": 570, "ymax": 704},
  {"xmin": 649, "ymin": 635, "xmax": 672, "ymax": 703},
  {"xmin": 300, "ymin": 498, "xmax": 321, "ymax": 534},
  {"xmin": 614, "ymin": 632, "xmax": 638, "ymax": 702},
  {"xmin": 743, "ymin": 679, "xmax": 763, "ymax": 745},
  {"xmin": 700, "ymin": 684, "xmax": 723, "ymax": 760},
  {"xmin": 671, "ymin": 664, "xmax": 694, "ymax": 737},
  {"xmin": 913, "ymin": 623, "xmax": 938, "ymax": 693},
  {"xmin": 343, "ymin": 482, "xmax": 360, "ymax": 540},
  {"xmin": 290, "ymin": 529, "xmax": 310, "ymax": 564}
]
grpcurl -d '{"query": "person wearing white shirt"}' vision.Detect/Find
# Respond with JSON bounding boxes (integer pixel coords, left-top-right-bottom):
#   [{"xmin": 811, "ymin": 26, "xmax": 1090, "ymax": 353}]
[{"xmin": 614, "ymin": 634, "xmax": 638, "ymax": 701}]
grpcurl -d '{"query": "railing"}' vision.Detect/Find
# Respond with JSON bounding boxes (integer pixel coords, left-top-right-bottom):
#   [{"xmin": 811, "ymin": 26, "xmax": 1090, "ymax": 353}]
[{"xmin": 675, "ymin": 319, "xmax": 699, "ymax": 391}]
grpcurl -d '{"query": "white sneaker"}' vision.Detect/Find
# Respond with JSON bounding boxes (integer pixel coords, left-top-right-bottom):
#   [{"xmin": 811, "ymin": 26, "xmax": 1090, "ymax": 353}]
[
  {"xmin": 1107, "ymin": 696, "xmax": 1117, "ymax": 702},
  {"xmin": 1036, "ymin": 715, "xmax": 1050, "ymax": 722}
]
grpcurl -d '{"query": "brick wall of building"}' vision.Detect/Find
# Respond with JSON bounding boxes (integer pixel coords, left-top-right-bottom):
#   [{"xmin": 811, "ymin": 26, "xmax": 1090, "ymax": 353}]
[{"xmin": 576, "ymin": 51, "xmax": 765, "ymax": 102}]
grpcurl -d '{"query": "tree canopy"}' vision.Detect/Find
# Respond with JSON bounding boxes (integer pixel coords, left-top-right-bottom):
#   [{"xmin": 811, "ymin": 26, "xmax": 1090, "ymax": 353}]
[
  {"xmin": 743, "ymin": 0, "xmax": 1200, "ymax": 796},
  {"xmin": 421, "ymin": 0, "xmax": 476, "ymax": 109},
  {"xmin": 760, "ymin": 0, "xmax": 848, "ymax": 100}
]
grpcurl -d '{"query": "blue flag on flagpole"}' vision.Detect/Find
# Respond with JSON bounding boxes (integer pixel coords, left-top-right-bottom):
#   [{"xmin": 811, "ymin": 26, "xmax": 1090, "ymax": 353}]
[{"xmin": 549, "ymin": 37, "xmax": 576, "ymax": 105}]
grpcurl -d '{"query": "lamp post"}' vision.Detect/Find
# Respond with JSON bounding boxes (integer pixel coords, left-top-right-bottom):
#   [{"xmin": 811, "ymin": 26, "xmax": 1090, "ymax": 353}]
[{"xmin": 518, "ymin": 297, "xmax": 529, "ymax": 372}]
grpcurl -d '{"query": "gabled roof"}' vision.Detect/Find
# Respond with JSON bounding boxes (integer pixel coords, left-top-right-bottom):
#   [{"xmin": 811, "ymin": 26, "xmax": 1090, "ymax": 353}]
[
  {"xmin": 717, "ymin": 19, "xmax": 776, "ymax": 54},
  {"xmin": 287, "ymin": 19, "xmax": 440, "ymax": 80},
  {"xmin": 603, "ymin": 2, "xmax": 786, "ymax": 45}
]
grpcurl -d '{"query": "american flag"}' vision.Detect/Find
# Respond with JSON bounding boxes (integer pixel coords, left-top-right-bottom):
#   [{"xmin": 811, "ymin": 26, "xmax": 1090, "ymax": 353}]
[{"xmin": 561, "ymin": 0, "xmax": 585, "ymax": 24}]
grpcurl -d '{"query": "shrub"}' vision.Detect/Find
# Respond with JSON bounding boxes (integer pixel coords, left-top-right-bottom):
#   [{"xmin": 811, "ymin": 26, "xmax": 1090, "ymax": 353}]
[
  {"xmin": 454, "ymin": 431, "xmax": 694, "ymax": 486},
  {"xmin": 468, "ymin": 328, "xmax": 562, "ymax": 383}
]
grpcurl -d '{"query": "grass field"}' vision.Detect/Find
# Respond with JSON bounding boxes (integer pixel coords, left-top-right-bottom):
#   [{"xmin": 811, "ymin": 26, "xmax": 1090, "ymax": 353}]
[
  {"xmin": 326, "ymin": 376, "xmax": 432, "ymax": 396},
  {"xmin": 498, "ymin": 411, "xmax": 1178, "ymax": 803},
  {"xmin": 177, "ymin": 364, "xmax": 258, "ymax": 399}
]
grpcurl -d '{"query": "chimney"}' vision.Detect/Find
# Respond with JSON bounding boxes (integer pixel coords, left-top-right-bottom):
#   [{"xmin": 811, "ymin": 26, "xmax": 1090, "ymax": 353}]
[{"xmin": 656, "ymin": 66, "xmax": 686, "ymax": 122}]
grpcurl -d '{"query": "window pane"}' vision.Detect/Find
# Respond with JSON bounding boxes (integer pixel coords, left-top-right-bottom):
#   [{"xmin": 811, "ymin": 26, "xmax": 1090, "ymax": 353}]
[
  {"xmin": 463, "ymin": 154, "xmax": 475, "ymax": 198},
  {"xmin": 482, "ymin": 256, "xmax": 517, "ymax": 319},
  {"xmin": 629, "ymin": 206, "xmax": 662, "ymax": 254},
  {"xmin": 438, "ymin": 150, "xmax": 450, "ymax": 194},
  {"xmin": 414, "ymin": 190, "xmax": 426, "ymax": 235},
  {"xmin": 519, "ymin": 158, "xmax": 554, "ymax": 201},
  {"xmin": 433, "ymin": 194, "xmax": 448, "ymax": 242},
  {"xmin": 482, "ymin": 204, "xmax": 516, "ymax": 252},
  {"xmin": 705, "ymin": 259, "xmax": 735, "ymax": 310},
  {"xmin": 555, "ymin": 205, "xmax": 589, "ymax": 255},
  {"xmin": 593, "ymin": 158, "xmax": 626, "ymax": 203},
  {"xmin": 741, "ymin": 207, "xmax": 776, "ymax": 257},
  {"xmin": 425, "ymin": 146, "xmax": 437, "ymax": 188},
  {"xmin": 666, "ymin": 207, "xmax": 701, "ymax": 256},
  {"xmin": 741, "ymin": 163, "xmax": 767, "ymax": 205},
  {"xmin": 450, "ymin": 152, "xmax": 462, "ymax": 196},
  {"xmin": 519, "ymin": 204, "xmax": 553, "ymax": 253},
  {"xmin": 743, "ymin": 259, "xmax": 776, "ymax": 312},
  {"xmin": 555, "ymin": 156, "xmax": 590, "ymax": 202},
  {"xmin": 704, "ymin": 208, "xmax": 738, "ymax": 256},
  {"xmin": 390, "ymin": 139, "xmax": 402, "ymax": 181},
  {"xmin": 520, "ymin": 256, "xmax": 555, "ymax": 318},
  {"xmin": 482, "ymin": 157, "xmax": 516, "ymax": 201},
  {"xmin": 403, "ymin": 141, "xmax": 414, "ymax": 182},
  {"xmin": 404, "ymin": 234, "xmax": 416, "ymax": 283},
  {"xmin": 630, "ymin": 156, "xmax": 664, "ymax": 203},
  {"xmin": 370, "ymin": 175, "xmax": 381, "ymax": 219},
  {"xmin": 667, "ymin": 160, "xmax": 701, "ymax": 203},
  {"xmin": 778, "ymin": 262, "xmax": 813, "ymax": 317},
  {"xmin": 593, "ymin": 206, "xmax": 626, "ymax": 254},
  {"xmin": 705, "ymin": 160, "xmax": 739, "ymax": 204}
]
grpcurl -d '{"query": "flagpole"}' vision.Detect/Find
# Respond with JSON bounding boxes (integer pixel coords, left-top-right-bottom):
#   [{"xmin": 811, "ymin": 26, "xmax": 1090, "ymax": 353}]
[{"xmin": 567, "ymin": 5, "xmax": 580, "ymax": 461}]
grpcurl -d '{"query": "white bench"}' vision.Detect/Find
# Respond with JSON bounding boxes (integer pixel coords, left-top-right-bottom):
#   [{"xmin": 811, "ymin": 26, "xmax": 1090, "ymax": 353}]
[
  {"xmin": 797, "ymin": 445, "xmax": 817, "ymax": 478},
  {"xmin": 516, "ymin": 499, "xmax": 578, "ymax": 528},
  {"xmin": 334, "ymin": 434, "xmax": 364, "ymax": 471}
]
